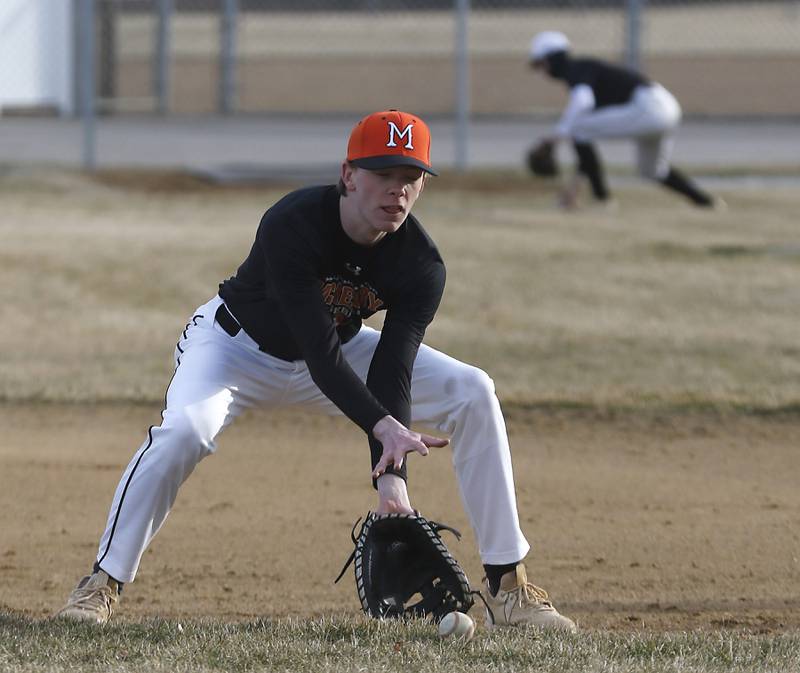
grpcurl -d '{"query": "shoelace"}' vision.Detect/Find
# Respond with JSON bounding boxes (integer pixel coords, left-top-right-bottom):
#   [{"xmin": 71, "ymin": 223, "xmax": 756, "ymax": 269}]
[
  {"xmin": 515, "ymin": 582, "xmax": 552, "ymax": 608},
  {"xmin": 66, "ymin": 584, "xmax": 117, "ymax": 612}
]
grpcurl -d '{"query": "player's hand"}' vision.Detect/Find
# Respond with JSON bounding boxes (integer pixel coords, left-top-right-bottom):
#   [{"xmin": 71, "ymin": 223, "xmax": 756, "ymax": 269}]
[
  {"xmin": 376, "ymin": 473, "xmax": 414, "ymax": 514},
  {"xmin": 371, "ymin": 415, "xmax": 449, "ymax": 479},
  {"xmin": 558, "ymin": 178, "xmax": 581, "ymax": 210}
]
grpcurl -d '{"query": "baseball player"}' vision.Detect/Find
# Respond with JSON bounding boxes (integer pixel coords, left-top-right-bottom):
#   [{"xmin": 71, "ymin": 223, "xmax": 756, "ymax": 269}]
[
  {"xmin": 56, "ymin": 110, "xmax": 575, "ymax": 633},
  {"xmin": 529, "ymin": 30, "xmax": 720, "ymax": 209}
]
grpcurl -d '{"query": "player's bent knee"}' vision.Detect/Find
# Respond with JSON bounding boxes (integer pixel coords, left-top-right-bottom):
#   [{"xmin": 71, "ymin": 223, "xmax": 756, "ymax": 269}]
[
  {"xmin": 639, "ymin": 159, "xmax": 670, "ymax": 181},
  {"xmin": 456, "ymin": 367, "xmax": 497, "ymax": 407},
  {"xmin": 156, "ymin": 411, "xmax": 217, "ymax": 463}
]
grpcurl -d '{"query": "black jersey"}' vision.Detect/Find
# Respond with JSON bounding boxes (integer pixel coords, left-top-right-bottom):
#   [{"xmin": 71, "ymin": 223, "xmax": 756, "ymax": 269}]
[
  {"xmin": 219, "ymin": 184, "xmax": 446, "ymax": 436},
  {"xmin": 561, "ymin": 57, "xmax": 650, "ymax": 109}
]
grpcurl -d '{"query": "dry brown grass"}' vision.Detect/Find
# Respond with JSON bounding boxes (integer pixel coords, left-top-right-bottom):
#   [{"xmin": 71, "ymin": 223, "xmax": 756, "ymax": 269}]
[{"xmin": 1, "ymin": 168, "xmax": 797, "ymax": 411}]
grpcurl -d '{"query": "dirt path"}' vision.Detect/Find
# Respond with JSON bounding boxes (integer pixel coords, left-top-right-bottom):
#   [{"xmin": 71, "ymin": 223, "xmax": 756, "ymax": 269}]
[{"xmin": 1, "ymin": 403, "xmax": 798, "ymax": 632}]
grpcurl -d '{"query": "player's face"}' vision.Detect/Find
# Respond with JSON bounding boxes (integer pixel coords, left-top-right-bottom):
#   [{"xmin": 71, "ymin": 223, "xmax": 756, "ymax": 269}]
[
  {"xmin": 531, "ymin": 58, "xmax": 548, "ymax": 74},
  {"xmin": 342, "ymin": 164, "xmax": 426, "ymax": 240}
]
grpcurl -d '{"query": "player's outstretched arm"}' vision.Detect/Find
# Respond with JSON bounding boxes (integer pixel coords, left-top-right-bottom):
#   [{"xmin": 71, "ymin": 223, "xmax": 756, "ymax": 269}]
[{"xmin": 371, "ymin": 415, "xmax": 449, "ymax": 479}]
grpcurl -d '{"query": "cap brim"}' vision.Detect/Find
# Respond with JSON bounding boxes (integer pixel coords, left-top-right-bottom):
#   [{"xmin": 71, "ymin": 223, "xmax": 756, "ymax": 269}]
[{"xmin": 350, "ymin": 155, "xmax": 438, "ymax": 176}]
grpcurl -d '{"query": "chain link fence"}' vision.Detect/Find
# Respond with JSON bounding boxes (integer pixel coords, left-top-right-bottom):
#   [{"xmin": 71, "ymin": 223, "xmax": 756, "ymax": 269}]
[{"xmin": 78, "ymin": 0, "xmax": 800, "ymax": 118}]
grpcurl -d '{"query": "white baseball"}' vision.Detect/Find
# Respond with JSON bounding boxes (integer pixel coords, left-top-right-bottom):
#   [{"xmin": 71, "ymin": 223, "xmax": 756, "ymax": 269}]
[{"xmin": 438, "ymin": 611, "xmax": 475, "ymax": 641}]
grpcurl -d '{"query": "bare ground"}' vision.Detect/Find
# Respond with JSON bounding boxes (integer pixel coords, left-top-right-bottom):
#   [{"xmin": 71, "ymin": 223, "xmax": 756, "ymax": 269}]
[{"xmin": 2, "ymin": 403, "xmax": 798, "ymax": 634}]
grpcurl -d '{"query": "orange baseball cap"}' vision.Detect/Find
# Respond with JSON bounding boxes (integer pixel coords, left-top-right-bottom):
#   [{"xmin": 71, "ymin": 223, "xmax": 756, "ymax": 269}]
[{"xmin": 347, "ymin": 109, "xmax": 437, "ymax": 176}]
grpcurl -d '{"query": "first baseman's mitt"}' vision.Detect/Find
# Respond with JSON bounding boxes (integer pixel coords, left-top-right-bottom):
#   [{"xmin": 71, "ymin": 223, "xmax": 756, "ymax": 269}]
[
  {"xmin": 335, "ymin": 512, "xmax": 475, "ymax": 622},
  {"xmin": 527, "ymin": 140, "xmax": 559, "ymax": 177}
]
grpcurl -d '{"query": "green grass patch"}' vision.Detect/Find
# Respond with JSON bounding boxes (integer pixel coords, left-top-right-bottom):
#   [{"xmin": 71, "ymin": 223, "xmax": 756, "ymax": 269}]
[
  {"xmin": 2, "ymin": 612, "xmax": 799, "ymax": 673},
  {"xmin": 0, "ymin": 611, "xmax": 797, "ymax": 673}
]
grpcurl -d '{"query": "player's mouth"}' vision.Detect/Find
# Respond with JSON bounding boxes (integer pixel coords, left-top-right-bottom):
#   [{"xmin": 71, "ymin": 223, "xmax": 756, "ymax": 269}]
[{"xmin": 381, "ymin": 205, "xmax": 405, "ymax": 216}]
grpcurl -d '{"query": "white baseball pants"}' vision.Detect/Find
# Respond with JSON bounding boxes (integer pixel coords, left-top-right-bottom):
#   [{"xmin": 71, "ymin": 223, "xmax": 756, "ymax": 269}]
[
  {"xmin": 571, "ymin": 83, "xmax": 682, "ymax": 179},
  {"xmin": 96, "ymin": 295, "xmax": 530, "ymax": 583}
]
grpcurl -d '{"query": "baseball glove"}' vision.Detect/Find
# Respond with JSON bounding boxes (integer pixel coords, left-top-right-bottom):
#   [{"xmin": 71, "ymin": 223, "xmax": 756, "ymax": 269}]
[
  {"xmin": 334, "ymin": 512, "xmax": 475, "ymax": 622},
  {"xmin": 527, "ymin": 140, "xmax": 559, "ymax": 177}
]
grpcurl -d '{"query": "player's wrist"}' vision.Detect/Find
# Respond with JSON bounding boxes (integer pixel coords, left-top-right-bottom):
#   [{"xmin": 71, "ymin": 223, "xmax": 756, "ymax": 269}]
[
  {"xmin": 371, "ymin": 415, "xmax": 399, "ymax": 442},
  {"xmin": 376, "ymin": 473, "xmax": 413, "ymax": 514}
]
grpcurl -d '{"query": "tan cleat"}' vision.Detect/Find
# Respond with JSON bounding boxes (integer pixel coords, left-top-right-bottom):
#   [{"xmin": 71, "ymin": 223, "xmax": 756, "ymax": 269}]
[
  {"xmin": 55, "ymin": 570, "xmax": 119, "ymax": 625},
  {"xmin": 483, "ymin": 565, "xmax": 576, "ymax": 633}
]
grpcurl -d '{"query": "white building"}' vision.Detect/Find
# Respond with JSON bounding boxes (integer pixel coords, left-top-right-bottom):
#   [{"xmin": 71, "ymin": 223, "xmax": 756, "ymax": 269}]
[{"xmin": 0, "ymin": 0, "xmax": 73, "ymax": 115}]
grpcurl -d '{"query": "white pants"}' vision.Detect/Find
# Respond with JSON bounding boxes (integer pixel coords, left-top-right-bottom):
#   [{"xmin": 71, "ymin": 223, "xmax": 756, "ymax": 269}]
[
  {"xmin": 571, "ymin": 83, "xmax": 682, "ymax": 180},
  {"xmin": 96, "ymin": 295, "xmax": 530, "ymax": 583}
]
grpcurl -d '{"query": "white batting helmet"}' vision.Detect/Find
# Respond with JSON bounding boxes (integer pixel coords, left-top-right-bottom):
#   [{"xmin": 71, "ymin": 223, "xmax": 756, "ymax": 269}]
[{"xmin": 529, "ymin": 31, "xmax": 571, "ymax": 62}]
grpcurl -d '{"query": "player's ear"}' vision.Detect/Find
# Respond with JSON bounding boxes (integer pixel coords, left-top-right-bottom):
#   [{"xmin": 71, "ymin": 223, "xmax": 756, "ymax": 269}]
[{"xmin": 341, "ymin": 162, "xmax": 358, "ymax": 193}]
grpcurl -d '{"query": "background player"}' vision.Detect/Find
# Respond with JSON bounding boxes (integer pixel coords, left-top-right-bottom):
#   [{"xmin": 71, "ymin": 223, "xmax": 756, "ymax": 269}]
[
  {"xmin": 56, "ymin": 109, "xmax": 576, "ymax": 633},
  {"xmin": 529, "ymin": 30, "xmax": 720, "ymax": 210}
]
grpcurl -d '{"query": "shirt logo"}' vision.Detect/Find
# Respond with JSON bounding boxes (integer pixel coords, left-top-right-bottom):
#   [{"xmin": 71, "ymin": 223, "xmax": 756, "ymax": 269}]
[
  {"xmin": 321, "ymin": 277, "xmax": 385, "ymax": 325},
  {"xmin": 386, "ymin": 122, "xmax": 414, "ymax": 149}
]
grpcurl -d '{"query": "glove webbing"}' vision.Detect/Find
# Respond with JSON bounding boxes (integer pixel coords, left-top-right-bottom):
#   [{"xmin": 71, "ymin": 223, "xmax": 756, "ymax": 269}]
[{"xmin": 333, "ymin": 512, "xmax": 463, "ymax": 585}]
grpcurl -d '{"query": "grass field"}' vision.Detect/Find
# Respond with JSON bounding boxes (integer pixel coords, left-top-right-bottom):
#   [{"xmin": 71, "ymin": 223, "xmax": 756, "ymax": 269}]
[
  {"xmin": 3, "ymin": 613, "xmax": 800, "ymax": 673},
  {"xmin": 1, "ymin": 168, "xmax": 798, "ymax": 671}
]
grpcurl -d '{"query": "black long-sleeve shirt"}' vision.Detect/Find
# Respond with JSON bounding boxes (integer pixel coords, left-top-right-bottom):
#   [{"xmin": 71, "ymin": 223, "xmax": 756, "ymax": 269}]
[
  {"xmin": 557, "ymin": 57, "xmax": 650, "ymax": 109},
  {"xmin": 219, "ymin": 184, "xmax": 445, "ymax": 456}
]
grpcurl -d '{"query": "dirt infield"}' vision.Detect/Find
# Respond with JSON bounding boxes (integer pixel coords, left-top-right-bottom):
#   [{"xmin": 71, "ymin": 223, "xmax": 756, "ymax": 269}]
[{"xmin": 2, "ymin": 403, "xmax": 798, "ymax": 633}]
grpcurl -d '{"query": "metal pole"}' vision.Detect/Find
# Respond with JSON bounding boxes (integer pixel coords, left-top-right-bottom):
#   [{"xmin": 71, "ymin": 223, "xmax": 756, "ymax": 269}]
[
  {"xmin": 79, "ymin": 0, "xmax": 96, "ymax": 170},
  {"xmin": 220, "ymin": 0, "xmax": 238, "ymax": 115},
  {"xmin": 155, "ymin": 0, "xmax": 173, "ymax": 114},
  {"xmin": 454, "ymin": 0, "xmax": 470, "ymax": 172},
  {"xmin": 625, "ymin": 0, "xmax": 643, "ymax": 70},
  {"xmin": 98, "ymin": 0, "xmax": 117, "ymax": 105}
]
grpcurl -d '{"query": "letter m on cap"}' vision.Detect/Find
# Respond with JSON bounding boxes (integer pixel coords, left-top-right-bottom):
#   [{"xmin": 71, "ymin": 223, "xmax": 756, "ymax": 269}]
[{"xmin": 386, "ymin": 122, "xmax": 414, "ymax": 149}]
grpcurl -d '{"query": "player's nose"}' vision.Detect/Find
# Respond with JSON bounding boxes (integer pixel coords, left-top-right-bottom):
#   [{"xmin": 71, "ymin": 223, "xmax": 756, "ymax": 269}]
[{"xmin": 386, "ymin": 180, "xmax": 407, "ymax": 197}]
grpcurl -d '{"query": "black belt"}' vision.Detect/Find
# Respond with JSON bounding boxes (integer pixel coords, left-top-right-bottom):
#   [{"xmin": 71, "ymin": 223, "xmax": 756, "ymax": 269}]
[
  {"xmin": 214, "ymin": 302, "xmax": 296, "ymax": 363},
  {"xmin": 215, "ymin": 303, "xmax": 241, "ymax": 337}
]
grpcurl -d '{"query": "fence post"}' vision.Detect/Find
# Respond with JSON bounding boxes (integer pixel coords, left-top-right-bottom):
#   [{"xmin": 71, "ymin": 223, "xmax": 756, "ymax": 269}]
[
  {"xmin": 220, "ymin": 0, "xmax": 239, "ymax": 115},
  {"xmin": 78, "ymin": 0, "xmax": 96, "ymax": 170},
  {"xmin": 625, "ymin": 0, "xmax": 643, "ymax": 70},
  {"xmin": 98, "ymin": 0, "xmax": 116, "ymax": 105},
  {"xmin": 454, "ymin": 0, "xmax": 470, "ymax": 172},
  {"xmin": 155, "ymin": 0, "xmax": 173, "ymax": 114}
]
